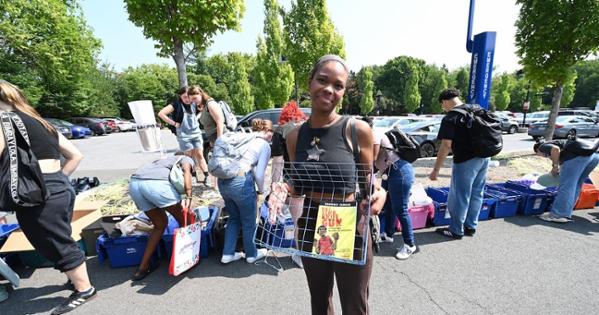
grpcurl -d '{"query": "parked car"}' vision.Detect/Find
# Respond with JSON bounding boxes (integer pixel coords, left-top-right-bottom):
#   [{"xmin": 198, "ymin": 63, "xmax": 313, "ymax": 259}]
[
  {"xmin": 528, "ymin": 115, "xmax": 599, "ymax": 140},
  {"xmin": 68, "ymin": 117, "xmax": 108, "ymax": 136},
  {"xmin": 372, "ymin": 116, "xmax": 431, "ymax": 134},
  {"xmin": 498, "ymin": 116, "xmax": 521, "ymax": 134},
  {"xmin": 104, "ymin": 118, "xmax": 135, "ymax": 132},
  {"xmin": 45, "ymin": 118, "xmax": 72, "ymax": 139},
  {"xmin": 101, "ymin": 118, "xmax": 118, "ymax": 132},
  {"xmin": 45, "ymin": 118, "xmax": 91, "ymax": 139},
  {"xmin": 399, "ymin": 120, "xmax": 442, "ymax": 157},
  {"xmin": 236, "ymin": 107, "xmax": 312, "ymax": 131}
]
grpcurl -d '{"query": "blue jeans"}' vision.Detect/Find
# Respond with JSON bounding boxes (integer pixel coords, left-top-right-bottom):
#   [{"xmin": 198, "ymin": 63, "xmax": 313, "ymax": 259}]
[
  {"xmin": 381, "ymin": 160, "xmax": 415, "ymax": 246},
  {"xmin": 447, "ymin": 157, "xmax": 490, "ymax": 236},
  {"xmin": 217, "ymin": 172, "xmax": 258, "ymax": 258},
  {"xmin": 551, "ymin": 153, "xmax": 599, "ymax": 218}
]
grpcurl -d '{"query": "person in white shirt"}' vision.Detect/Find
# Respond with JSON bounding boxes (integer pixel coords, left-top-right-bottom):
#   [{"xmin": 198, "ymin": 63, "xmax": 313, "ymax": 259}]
[{"xmin": 218, "ymin": 119, "xmax": 273, "ymax": 264}]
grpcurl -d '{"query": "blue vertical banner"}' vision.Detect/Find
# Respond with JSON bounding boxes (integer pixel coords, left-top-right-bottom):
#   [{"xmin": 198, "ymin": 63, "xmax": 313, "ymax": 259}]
[{"xmin": 467, "ymin": 31, "xmax": 496, "ymax": 109}]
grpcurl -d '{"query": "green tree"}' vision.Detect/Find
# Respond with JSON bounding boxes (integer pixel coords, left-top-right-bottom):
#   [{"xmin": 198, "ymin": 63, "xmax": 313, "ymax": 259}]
[
  {"xmin": 252, "ymin": 0, "xmax": 294, "ymax": 109},
  {"xmin": 0, "ymin": 0, "xmax": 101, "ymax": 116},
  {"xmin": 358, "ymin": 67, "xmax": 375, "ymax": 115},
  {"xmin": 492, "ymin": 73, "xmax": 513, "ymax": 111},
  {"xmin": 227, "ymin": 53, "xmax": 254, "ymax": 115},
  {"xmin": 124, "ymin": 0, "xmax": 245, "ymax": 88},
  {"xmin": 403, "ymin": 63, "xmax": 421, "ymax": 113},
  {"xmin": 283, "ymin": 0, "xmax": 345, "ymax": 92},
  {"xmin": 450, "ymin": 67, "xmax": 470, "ymax": 98},
  {"xmin": 87, "ymin": 64, "xmax": 120, "ymax": 117},
  {"xmin": 515, "ymin": 0, "xmax": 599, "ymax": 139},
  {"xmin": 375, "ymin": 56, "xmax": 424, "ymax": 114},
  {"xmin": 420, "ymin": 65, "xmax": 448, "ymax": 114},
  {"xmin": 572, "ymin": 59, "xmax": 599, "ymax": 107},
  {"xmin": 560, "ymin": 71, "xmax": 578, "ymax": 107}
]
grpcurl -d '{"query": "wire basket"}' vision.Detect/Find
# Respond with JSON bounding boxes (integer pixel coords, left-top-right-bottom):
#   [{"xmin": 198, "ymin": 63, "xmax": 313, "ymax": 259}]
[{"xmin": 255, "ymin": 161, "xmax": 373, "ymax": 266}]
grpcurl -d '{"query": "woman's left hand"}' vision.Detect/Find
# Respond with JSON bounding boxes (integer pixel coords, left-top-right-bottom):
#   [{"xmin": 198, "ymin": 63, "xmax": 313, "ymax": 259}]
[{"xmin": 182, "ymin": 197, "xmax": 193, "ymax": 210}]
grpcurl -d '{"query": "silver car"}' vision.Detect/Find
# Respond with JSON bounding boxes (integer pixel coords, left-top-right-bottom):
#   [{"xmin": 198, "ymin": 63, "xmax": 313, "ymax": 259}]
[
  {"xmin": 528, "ymin": 115, "xmax": 599, "ymax": 140},
  {"xmin": 399, "ymin": 120, "xmax": 442, "ymax": 157}
]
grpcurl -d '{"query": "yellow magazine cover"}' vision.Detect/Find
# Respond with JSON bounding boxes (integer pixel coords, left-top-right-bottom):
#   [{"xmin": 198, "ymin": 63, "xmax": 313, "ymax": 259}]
[{"xmin": 312, "ymin": 202, "xmax": 357, "ymax": 260}]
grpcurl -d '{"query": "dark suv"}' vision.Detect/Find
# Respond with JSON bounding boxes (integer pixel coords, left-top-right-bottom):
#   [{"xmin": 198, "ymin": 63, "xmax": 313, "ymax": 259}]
[
  {"xmin": 68, "ymin": 117, "xmax": 108, "ymax": 136},
  {"xmin": 236, "ymin": 107, "xmax": 312, "ymax": 131}
]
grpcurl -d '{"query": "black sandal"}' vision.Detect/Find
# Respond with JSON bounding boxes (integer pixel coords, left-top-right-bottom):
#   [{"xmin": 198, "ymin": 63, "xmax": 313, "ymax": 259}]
[{"xmin": 131, "ymin": 261, "xmax": 159, "ymax": 281}]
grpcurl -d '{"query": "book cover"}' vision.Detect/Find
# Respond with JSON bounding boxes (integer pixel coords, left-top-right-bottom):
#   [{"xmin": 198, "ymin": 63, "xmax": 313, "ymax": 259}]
[{"xmin": 311, "ymin": 202, "xmax": 357, "ymax": 260}]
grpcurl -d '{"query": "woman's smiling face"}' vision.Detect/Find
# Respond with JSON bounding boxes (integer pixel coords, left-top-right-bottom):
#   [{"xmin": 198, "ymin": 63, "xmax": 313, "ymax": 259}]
[{"xmin": 309, "ymin": 61, "xmax": 348, "ymax": 113}]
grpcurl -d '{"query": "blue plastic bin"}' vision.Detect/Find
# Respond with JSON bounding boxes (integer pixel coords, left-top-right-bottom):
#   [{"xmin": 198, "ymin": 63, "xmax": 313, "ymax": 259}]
[
  {"xmin": 96, "ymin": 234, "xmax": 158, "ymax": 268},
  {"xmin": 485, "ymin": 186, "xmax": 521, "ymax": 218},
  {"xmin": 500, "ymin": 181, "xmax": 553, "ymax": 215},
  {"xmin": 426, "ymin": 187, "xmax": 495, "ymax": 225},
  {"xmin": 160, "ymin": 206, "xmax": 217, "ymax": 260},
  {"xmin": 258, "ymin": 203, "xmax": 296, "ymax": 248}
]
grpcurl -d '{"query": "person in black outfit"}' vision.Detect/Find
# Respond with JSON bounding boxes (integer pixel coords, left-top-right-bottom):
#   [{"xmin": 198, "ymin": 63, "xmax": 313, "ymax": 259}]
[
  {"xmin": 0, "ymin": 80, "xmax": 96, "ymax": 314},
  {"xmin": 285, "ymin": 55, "xmax": 386, "ymax": 315}
]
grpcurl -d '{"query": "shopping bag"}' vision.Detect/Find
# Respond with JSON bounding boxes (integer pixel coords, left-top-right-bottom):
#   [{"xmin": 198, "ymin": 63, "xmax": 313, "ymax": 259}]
[{"xmin": 168, "ymin": 208, "xmax": 202, "ymax": 276}]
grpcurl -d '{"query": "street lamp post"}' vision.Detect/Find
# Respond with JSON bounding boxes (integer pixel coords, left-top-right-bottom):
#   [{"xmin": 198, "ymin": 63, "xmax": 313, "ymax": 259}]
[{"xmin": 375, "ymin": 90, "xmax": 382, "ymax": 116}]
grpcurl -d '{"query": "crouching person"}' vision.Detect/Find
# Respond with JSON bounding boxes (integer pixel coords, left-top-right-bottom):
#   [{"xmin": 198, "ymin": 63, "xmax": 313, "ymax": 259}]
[{"xmin": 128, "ymin": 151, "xmax": 195, "ymax": 280}]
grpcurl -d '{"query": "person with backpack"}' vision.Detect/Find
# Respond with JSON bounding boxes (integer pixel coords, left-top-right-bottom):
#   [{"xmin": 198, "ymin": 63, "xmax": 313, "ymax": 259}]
[
  {"xmin": 158, "ymin": 86, "xmax": 210, "ymax": 185},
  {"xmin": 429, "ymin": 88, "xmax": 502, "ymax": 239},
  {"xmin": 0, "ymin": 80, "xmax": 96, "ymax": 315},
  {"xmin": 533, "ymin": 138, "xmax": 599, "ymax": 223},
  {"xmin": 194, "ymin": 86, "xmax": 229, "ymax": 145},
  {"xmin": 366, "ymin": 117, "xmax": 418, "ymax": 260},
  {"xmin": 285, "ymin": 55, "xmax": 386, "ymax": 315},
  {"xmin": 215, "ymin": 119, "xmax": 273, "ymax": 264},
  {"xmin": 128, "ymin": 151, "xmax": 196, "ymax": 280}
]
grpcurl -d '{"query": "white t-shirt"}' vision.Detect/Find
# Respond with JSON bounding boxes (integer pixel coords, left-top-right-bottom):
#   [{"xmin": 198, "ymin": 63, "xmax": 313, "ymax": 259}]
[
  {"xmin": 239, "ymin": 137, "xmax": 271, "ymax": 193},
  {"xmin": 373, "ymin": 131, "xmax": 400, "ymax": 173}
]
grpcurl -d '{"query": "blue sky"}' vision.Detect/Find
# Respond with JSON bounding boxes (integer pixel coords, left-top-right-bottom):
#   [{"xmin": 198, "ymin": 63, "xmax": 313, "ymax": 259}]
[{"xmin": 81, "ymin": 0, "xmax": 520, "ymax": 73}]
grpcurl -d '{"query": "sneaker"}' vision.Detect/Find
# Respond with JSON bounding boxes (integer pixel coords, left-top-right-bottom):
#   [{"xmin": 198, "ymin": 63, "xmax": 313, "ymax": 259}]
[
  {"xmin": 538, "ymin": 212, "xmax": 570, "ymax": 223},
  {"xmin": 464, "ymin": 227, "xmax": 476, "ymax": 237},
  {"xmin": 246, "ymin": 248, "xmax": 268, "ymax": 264},
  {"xmin": 395, "ymin": 244, "xmax": 418, "ymax": 260},
  {"xmin": 379, "ymin": 232, "xmax": 394, "ymax": 243},
  {"xmin": 50, "ymin": 287, "xmax": 97, "ymax": 315},
  {"xmin": 291, "ymin": 253, "xmax": 304, "ymax": 269},
  {"xmin": 221, "ymin": 252, "xmax": 245, "ymax": 264},
  {"xmin": 435, "ymin": 227, "xmax": 463, "ymax": 239}
]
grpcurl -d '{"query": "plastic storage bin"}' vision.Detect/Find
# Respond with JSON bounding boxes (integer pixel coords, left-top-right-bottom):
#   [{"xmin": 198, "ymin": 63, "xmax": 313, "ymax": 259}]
[
  {"xmin": 96, "ymin": 234, "xmax": 158, "ymax": 268},
  {"xmin": 257, "ymin": 203, "xmax": 296, "ymax": 248},
  {"xmin": 501, "ymin": 181, "xmax": 553, "ymax": 215},
  {"xmin": 574, "ymin": 183, "xmax": 599, "ymax": 209},
  {"xmin": 426, "ymin": 187, "xmax": 495, "ymax": 225},
  {"xmin": 380, "ymin": 203, "xmax": 435, "ymax": 232},
  {"xmin": 160, "ymin": 206, "xmax": 217, "ymax": 260},
  {"xmin": 485, "ymin": 185, "xmax": 521, "ymax": 218}
]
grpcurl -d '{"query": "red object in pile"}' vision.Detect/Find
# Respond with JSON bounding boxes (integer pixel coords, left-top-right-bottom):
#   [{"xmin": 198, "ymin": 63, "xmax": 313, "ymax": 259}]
[{"xmin": 574, "ymin": 183, "xmax": 599, "ymax": 209}]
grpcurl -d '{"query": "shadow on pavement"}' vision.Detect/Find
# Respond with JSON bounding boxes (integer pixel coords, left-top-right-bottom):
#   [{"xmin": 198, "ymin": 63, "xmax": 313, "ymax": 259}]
[
  {"xmin": 503, "ymin": 212, "xmax": 599, "ymax": 236},
  {"xmin": 375, "ymin": 229, "xmax": 462, "ymax": 258}
]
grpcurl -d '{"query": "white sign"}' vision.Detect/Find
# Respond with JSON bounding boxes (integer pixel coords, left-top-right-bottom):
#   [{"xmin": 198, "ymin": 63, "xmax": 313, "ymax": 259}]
[{"xmin": 523, "ymin": 101, "xmax": 530, "ymax": 111}]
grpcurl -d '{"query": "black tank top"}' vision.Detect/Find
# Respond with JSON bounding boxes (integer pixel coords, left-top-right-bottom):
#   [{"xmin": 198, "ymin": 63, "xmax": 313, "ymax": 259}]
[
  {"xmin": 292, "ymin": 116, "xmax": 357, "ymax": 195},
  {"xmin": 14, "ymin": 111, "xmax": 60, "ymax": 160}
]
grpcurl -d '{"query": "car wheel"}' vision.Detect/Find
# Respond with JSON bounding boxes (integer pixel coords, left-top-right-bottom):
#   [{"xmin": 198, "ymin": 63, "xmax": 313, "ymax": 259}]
[
  {"xmin": 567, "ymin": 129, "xmax": 577, "ymax": 137},
  {"xmin": 508, "ymin": 125, "xmax": 517, "ymax": 134},
  {"xmin": 420, "ymin": 142, "xmax": 436, "ymax": 158}
]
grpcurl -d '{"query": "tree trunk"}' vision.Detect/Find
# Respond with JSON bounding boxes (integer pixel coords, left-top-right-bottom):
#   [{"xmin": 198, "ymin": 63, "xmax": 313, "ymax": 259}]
[
  {"xmin": 173, "ymin": 37, "xmax": 187, "ymax": 88},
  {"xmin": 543, "ymin": 82, "xmax": 563, "ymax": 141}
]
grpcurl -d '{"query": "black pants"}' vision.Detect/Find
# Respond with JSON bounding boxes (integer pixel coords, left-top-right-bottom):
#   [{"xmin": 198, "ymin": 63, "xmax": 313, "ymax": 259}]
[
  {"xmin": 297, "ymin": 198, "xmax": 374, "ymax": 315},
  {"xmin": 16, "ymin": 172, "xmax": 85, "ymax": 272}
]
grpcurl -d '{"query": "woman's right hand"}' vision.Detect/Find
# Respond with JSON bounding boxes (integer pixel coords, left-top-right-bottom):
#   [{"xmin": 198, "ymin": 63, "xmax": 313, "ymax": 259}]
[{"xmin": 175, "ymin": 122, "xmax": 180, "ymax": 128}]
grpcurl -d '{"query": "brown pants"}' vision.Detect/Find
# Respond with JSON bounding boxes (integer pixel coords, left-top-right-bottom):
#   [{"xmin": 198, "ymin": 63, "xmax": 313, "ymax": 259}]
[{"xmin": 301, "ymin": 232, "xmax": 374, "ymax": 315}]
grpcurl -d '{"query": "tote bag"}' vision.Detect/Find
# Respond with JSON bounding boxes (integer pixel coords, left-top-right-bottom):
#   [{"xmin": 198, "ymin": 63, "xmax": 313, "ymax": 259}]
[{"xmin": 168, "ymin": 208, "xmax": 202, "ymax": 276}]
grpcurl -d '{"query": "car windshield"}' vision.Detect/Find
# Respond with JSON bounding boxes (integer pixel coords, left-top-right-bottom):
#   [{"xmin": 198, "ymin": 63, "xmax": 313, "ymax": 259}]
[
  {"xmin": 401, "ymin": 121, "xmax": 438, "ymax": 132},
  {"xmin": 373, "ymin": 118, "xmax": 398, "ymax": 128},
  {"xmin": 46, "ymin": 118, "xmax": 73, "ymax": 127}
]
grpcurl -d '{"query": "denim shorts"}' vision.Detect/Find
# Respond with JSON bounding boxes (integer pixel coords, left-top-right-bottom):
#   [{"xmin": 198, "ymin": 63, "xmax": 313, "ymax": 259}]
[
  {"xmin": 129, "ymin": 178, "xmax": 181, "ymax": 211},
  {"xmin": 177, "ymin": 135, "xmax": 203, "ymax": 151}
]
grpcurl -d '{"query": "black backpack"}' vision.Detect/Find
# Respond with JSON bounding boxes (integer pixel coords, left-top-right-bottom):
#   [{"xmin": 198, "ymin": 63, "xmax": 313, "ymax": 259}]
[
  {"xmin": 0, "ymin": 112, "xmax": 48, "ymax": 212},
  {"xmin": 384, "ymin": 127, "xmax": 421, "ymax": 163},
  {"xmin": 451, "ymin": 105, "xmax": 503, "ymax": 158}
]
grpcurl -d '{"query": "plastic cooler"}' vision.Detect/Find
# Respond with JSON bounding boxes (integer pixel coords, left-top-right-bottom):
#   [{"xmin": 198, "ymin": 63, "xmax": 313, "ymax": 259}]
[
  {"xmin": 484, "ymin": 185, "xmax": 521, "ymax": 218},
  {"xmin": 160, "ymin": 206, "xmax": 217, "ymax": 260},
  {"xmin": 426, "ymin": 187, "xmax": 495, "ymax": 226},
  {"xmin": 96, "ymin": 234, "xmax": 158, "ymax": 268},
  {"xmin": 574, "ymin": 183, "xmax": 599, "ymax": 209},
  {"xmin": 501, "ymin": 181, "xmax": 553, "ymax": 215},
  {"xmin": 379, "ymin": 203, "xmax": 434, "ymax": 232}
]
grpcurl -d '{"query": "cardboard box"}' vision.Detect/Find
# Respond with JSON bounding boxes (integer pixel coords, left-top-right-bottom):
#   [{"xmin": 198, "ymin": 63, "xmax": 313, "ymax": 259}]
[{"xmin": 0, "ymin": 199, "xmax": 106, "ymax": 253}]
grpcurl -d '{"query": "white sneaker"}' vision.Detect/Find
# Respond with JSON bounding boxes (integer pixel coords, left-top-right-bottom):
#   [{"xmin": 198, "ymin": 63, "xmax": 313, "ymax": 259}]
[
  {"xmin": 380, "ymin": 232, "xmax": 394, "ymax": 243},
  {"xmin": 221, "ymin": 252, "xmax": 245, "ymax": 264},
  {"xmin": 291, "ymin": 253, "xmax": 304, "ymax": 269},
  {"xmin": 246, "ymin": 248, "xmax": 268, "ymax": 264},
  {"xmin": 395, "ymin": 244, "xmax": 417, "ymax": 260},
  {"xmin": 538, "ymin": 212, "xmax": 570, "ymax": 223}
]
